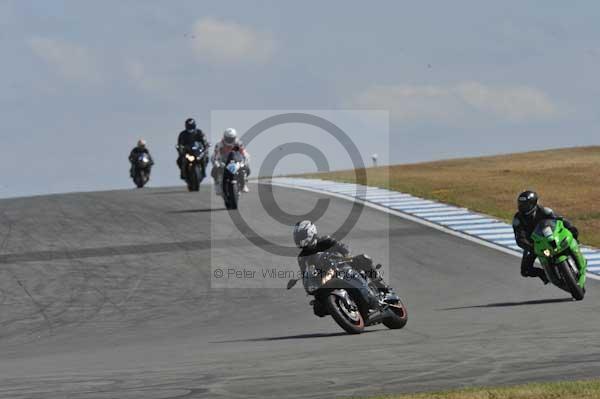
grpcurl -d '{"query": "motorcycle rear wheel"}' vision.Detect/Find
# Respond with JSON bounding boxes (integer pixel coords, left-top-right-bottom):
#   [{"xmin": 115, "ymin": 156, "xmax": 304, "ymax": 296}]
[{"xmin": 382, "ymin": 298, "xmax": 408, "ymax": 329}]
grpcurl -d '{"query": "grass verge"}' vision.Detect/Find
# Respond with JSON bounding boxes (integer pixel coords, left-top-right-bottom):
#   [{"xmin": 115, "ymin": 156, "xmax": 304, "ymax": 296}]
[
  {"xmin": 361, "ymin": 379, "xmax": 600, "ymax": 399},
  {"xmin": 300, "ymin": 146, "xmax": 600, "ymax": 247}
]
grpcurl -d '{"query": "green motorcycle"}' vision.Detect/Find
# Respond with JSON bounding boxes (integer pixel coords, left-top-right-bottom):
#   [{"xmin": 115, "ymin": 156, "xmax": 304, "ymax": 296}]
[{"xmin": 531, "ymin": 219, "xmax": 587, "ymax": 300}]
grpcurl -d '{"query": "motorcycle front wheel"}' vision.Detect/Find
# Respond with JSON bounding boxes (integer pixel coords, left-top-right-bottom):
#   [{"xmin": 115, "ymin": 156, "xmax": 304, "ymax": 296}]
[
  {"xmin": 187, "ymin": 165, "xmax": 200, "ymax": 192},
  {"xmin": 134, "ymin": 171, "xmax": 146, "ymax": 188},
  {"xmin": 325, "ymin": 292, "xmax": 364, "ymax": 334},
  {"xmin": 223, "ymin": 180, "xmax": 238, "ymax": 210},
  {"xmin": 558, "ymin": 257, "xmax": 585, "ymax": 301}
]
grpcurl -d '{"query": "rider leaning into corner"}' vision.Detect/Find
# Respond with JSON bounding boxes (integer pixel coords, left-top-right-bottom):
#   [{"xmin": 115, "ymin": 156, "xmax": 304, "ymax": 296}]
[
  {"xmin": 176, "ymin": 118, "xmax": 210, "ymax": 179},
  {"xmin": 128, "ymin": 139, "xmax": 154, "ymax": 178},
  {"xmin": 211, "ymin": 128, "xmax": 250, "ymax": 195},
  {"xmin": 293, "ymin": 220, "xmax": 389, "ymax": 308},
  {"xmin": 512, "ymin": 190, "xmax": 580, "ymax": 284}
]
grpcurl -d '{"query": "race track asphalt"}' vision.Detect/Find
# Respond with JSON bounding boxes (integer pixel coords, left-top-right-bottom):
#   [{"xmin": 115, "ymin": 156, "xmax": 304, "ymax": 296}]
[{"xmin": 0, "ymin": 183, "xmax": 598, "ymax": 398}]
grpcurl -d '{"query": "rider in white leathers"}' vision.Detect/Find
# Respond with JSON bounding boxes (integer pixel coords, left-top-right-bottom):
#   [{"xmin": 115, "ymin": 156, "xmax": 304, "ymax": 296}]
[{"xmin": 211, "ymin": 128, "xmax": 250, "ymax": 195}]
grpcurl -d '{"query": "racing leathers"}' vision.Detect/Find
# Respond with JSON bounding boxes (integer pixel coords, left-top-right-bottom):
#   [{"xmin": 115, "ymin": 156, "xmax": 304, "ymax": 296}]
[
  {"xmin": 297, "ymin": 235, "xmax": 350, "ymax": 277},
  {"xmin": 177, "ymin": 129, "xmax": 209, "ymax": 179},
  {"xmin": 211, "ymin": 139, "xmax": 250, "ymax": 194},
  {"xmin": 128, "ymin": 146, "xmax": 153, "ymax": 178},
  {"xmin": 512, "ymin": 205, "xmax": 579, "ymax": 284}
]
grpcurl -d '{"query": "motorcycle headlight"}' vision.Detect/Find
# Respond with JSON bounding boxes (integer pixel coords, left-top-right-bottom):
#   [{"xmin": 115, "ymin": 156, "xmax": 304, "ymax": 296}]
[
  {"xmin": 543, "ymin": 249, "xmax": 551, "ymax": 257},
  {"xmin": 185, "ymin": 154, "xmax": 195, "ymax": 162},
  {"xmin": 321, "ymin": 268, "xmax": 335, "ymax": 285}
]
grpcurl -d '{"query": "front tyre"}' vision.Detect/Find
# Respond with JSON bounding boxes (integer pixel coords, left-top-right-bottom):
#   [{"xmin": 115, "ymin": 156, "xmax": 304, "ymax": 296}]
[
  {"xmin": 223, "ymin": 179, "xmax": 238, "ymax": 210},
  {"xmin": 325, "ymin": 292, "xmax": 364, "ymax": 334},
  {"xmin": 382, "ymin": 298, "xmax": 408, "ymax": 329},
  {"xmin": 558, "ymin": 258, "xmax": 585, "ymax": 301},
  {"xmin": 187, "ymin": 164, "xmax": 200, "ymax": 191},
  {"xmin": 134, "ymin": 170, "xmax": 145, "ymax": 188}
]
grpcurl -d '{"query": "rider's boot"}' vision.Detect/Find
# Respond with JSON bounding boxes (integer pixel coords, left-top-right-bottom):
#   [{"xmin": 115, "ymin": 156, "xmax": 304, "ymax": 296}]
[{"xmin": 529, "ymin": 269, "xmax": 549, "ymax": 285}]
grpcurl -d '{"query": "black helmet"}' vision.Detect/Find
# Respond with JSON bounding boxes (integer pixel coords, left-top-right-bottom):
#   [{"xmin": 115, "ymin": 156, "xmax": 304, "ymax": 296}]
[
  {"xmin": 185, "ymin": 118, "xmax": 196, "ymax": 131},
  {"xmin": 517, "ymin": 190, "xmax": 538, "ymax": 216}
]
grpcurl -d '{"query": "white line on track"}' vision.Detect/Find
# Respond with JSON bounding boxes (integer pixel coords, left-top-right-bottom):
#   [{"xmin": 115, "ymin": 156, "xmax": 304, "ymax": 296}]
[
  {"xmin": 442, "ymin": 219, "xmax": 501, "ymax": 227},
  {"xmin": 392, "ymin": 204, "xmax": 452, "ymax": 211},
  {"xmin": 413, "ymin": 210, "xmax": 470, "ymax": 217},
  {"xmin": 363, "ymin": 194, "xmax": 412, "ymax": 200},
  {"xmin": 478, "ymin": 233, "xmax": 515, "ymax": 239},
  {"xmin": 427, "ymin": 214, "xmax": 484, "ymax": 222},
  {"xmin": 464, "ymin": 228, "xmax": 514, "ymax": 235},
  {"xmin": 382, "ymin": 200, "xmax": 434, "ymax": 206}
]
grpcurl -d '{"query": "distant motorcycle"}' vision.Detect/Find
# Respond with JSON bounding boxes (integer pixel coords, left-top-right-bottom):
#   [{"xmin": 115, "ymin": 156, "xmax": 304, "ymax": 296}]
[
  {"xmin": 532, "ymin": 219, "xmax": 587, "ymax": 300},
  {"xmin": 287, "ymin": 253, "xmax": 408, "ymax": 334},
  {"xmin": 178, "ymin": 142, "xmax": 207, "ymax": 192},
  {"xmin": 222, "ymin": 154, "xmax": 246, "ymax": 210},
  {"xmin": 132, "ymin": 153, "xmax": 152, "ymax": 188}
]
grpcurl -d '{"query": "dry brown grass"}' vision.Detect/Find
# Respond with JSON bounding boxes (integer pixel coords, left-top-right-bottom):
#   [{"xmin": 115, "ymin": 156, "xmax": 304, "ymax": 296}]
[
  {"xmin": 362, "ymin": 379, "xmax": 600, "ymax": 399},
  {"xmin": 301, "ymin": 146, "xmax": 600, "ymax": 247}
]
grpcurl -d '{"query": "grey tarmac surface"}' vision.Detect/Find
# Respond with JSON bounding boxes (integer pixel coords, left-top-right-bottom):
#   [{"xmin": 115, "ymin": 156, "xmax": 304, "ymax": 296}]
[{"xmin": 0, "ymin": 183, "xmax": 598, "ymax": 398}]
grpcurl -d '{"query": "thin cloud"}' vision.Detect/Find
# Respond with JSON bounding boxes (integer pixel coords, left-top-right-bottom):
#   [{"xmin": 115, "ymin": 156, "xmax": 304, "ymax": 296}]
[
  {"xmin": 352, "ymin": 82, "xmax": 558, "ymax": 124},
  {"xmin": 190, "ymin": 17, "xmax": 276, "ymax": 64},
  {"xmin": 456, "ymin": 82, "xmax": 557, "ymax": 121},
  {"xmin": 28, "ymin": 37, "xmax": 102, "ymax": 84},
  {"xmin": 126, "ymin": 60, "xmax": 170, "ymax": 94}
]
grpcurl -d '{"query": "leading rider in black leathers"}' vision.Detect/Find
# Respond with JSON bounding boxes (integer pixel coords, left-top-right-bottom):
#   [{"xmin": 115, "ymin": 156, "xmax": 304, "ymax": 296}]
[{"xmin": 176, "ymin": 118, "xmax": 209, "ymax": 179}]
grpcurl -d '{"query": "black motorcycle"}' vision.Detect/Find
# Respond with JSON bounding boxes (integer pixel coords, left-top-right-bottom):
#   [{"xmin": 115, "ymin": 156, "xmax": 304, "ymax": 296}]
[
  {"xmin": 132, "ymin": 153, "xmax": 152, "ymax": 188},
  {"xmin": 222, "ymin": 154, "xmax": 246, "ymax": 210},
  {"xmin": 178, "ymin": 142, "xmax": 207, "ymax": 192},
  {"xmin": 287, "ymin": 253, "xmax": 407, "ymax": 334}
]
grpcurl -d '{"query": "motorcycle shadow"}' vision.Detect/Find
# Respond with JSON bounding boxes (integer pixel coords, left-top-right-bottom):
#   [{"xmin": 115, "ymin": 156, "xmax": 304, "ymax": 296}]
[
  {"xmin": 211, "ymin": 330, "xmax": 377, "ymax": 344},
  {"xmin": 146, "ymin": 189, "xmax": 189, "ymax": 195},
  {"xmin": 438, "ymin": 297, "xmax": 573, "ymax": 311}
]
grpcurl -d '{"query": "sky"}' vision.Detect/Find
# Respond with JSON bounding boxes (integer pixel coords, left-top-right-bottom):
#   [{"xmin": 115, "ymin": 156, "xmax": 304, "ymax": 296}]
[{"xmin": 1, "ymin": 1, "xmax": 599, "ymax": 198}]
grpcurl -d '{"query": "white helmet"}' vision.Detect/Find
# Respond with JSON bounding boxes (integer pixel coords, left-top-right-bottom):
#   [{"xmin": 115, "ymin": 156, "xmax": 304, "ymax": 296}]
[
  {"xmin": 223, "ymin": 128, "xmax": 237, "ymax": 145},
  {"xmin": 137, "ymin": 139, "xmax": 146, "ymax": 147},
  {"xmin": 293, "ymin": 220, "xmax": 317, "ymax": 248}
]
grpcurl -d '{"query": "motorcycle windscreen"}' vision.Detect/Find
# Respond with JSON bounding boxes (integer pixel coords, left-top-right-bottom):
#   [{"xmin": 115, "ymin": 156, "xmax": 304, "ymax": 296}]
[
  {"xmin": 226, "ymin": 163, "xmax": 240, "ymax": 175},
  {"xmin": 138, "ymin": 155, "xmax": 150, "ymax": 165},
  {"xmin": 534, "ymin": 219, "xmax": 558, "ymax": 240},
  {"xmin": 191, "ymin": 141, "xmax": 204, "ymax": 153}
]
